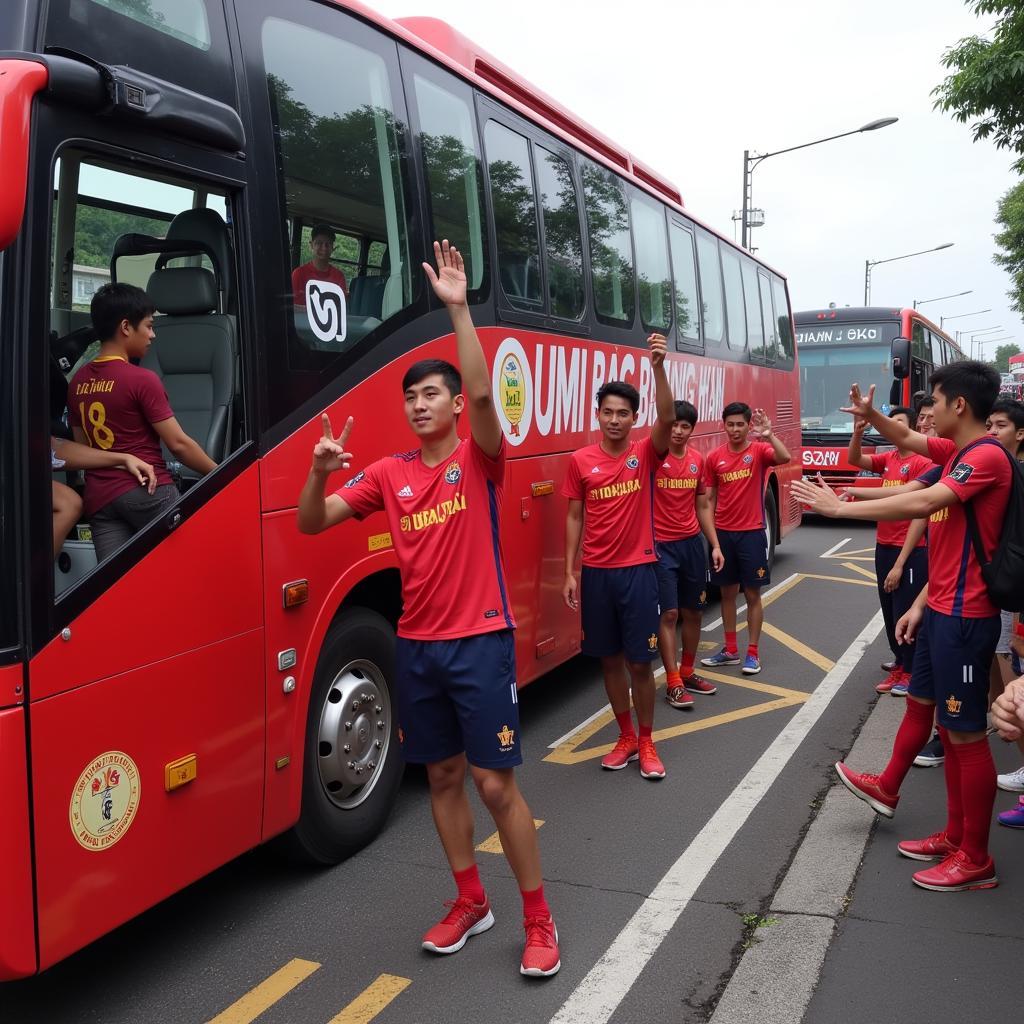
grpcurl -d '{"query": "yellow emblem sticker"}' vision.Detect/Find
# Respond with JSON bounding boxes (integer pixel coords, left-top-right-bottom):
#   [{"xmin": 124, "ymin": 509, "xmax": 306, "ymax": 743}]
[
  {"xmin": 69, "ymin": 751, "xmax": 141, "ymax": 851},
  {"xmin": 946, "ymin": 695, "xmax": 962, "ymax": 716},
  {"xmin": 648, "ymin": 633, "xmax": 658, "ymax": 650},
  {"xmin": 499, "ymin": 353, "xmax": 526, "ymax": 437},
  {"xmin": 497, "ymin": 724, "xmax": 516, "ymax": 751}
]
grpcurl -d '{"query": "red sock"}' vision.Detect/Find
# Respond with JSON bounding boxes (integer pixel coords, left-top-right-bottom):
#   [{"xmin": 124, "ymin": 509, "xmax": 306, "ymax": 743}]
[
  {"xmin": 638, "ymin": 724, "xmax": 653, "ymax": 740},
  {"xmin": 725, "ymin": 632, "xmax": 738, "ymax": 653},
  {"xmin": 615, "ymin": 710, "xmax": 636, "ymax": 737},
  {"xmin": 878, "ymin": 699, "xmax": 934, "ymax": 795},
  {"xmin": 747, "ymin": 643, "xmax": 759, "ymax": 659},
  {"xmin": 454, "ymin": 864, "xmax": 485, "ymax": 904},
  {"xmin": 937, "ymin": 728, "xmax": 962, "ymax": 847},
  {"xmin": 680, "ymin": 652, "xmax": 695, "ymax": 677},
  {"xmin": 521, "ymin": 884, "xmax": 550, "ymax": 919},
  {"xmin": 955, "ymin": 736, "xmax": 997, "ymax": 864},
  {"xmin": 666, "ymin": 670, "xmax": 682, "ymax": 687}
]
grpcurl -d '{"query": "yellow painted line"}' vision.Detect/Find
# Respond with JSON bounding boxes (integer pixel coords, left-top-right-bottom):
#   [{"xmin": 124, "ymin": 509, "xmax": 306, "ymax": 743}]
[
  {"xmin": 842, "ymin": 561, "xmax": 878, "ymax": 582},
  {"xmin": 733, "ymin": 572, "xmax": 808, "ymax": 634},
  {"xmin": 822, "ymin": 545, "xmax": 875, "ymax": 559},
  {"xmin": 760, "ymin": 622, "xmax": 835, "ymax": 673},
  {"xmin": 696, "ymin": 669, "xmax": 812, "ymax": 699},
  {"xmin": 328, "ymin": 974, "xmax": 411, "ymax": 1024},
  {"xmin": 207, "ymin": 959, "xmax": 320, "ymax": 1024},
  {"xmin": 800, "ymin": 572, "xmax": 876, "ymax": 588},
  {"xmin": 476, "ymin": 819, "xmax": 544, "ymax": 854}
]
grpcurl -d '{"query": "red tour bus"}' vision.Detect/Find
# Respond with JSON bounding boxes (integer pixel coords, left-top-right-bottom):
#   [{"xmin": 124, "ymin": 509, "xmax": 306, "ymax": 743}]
[
  {"xmin": 0, "ymin": 0, "xmax": 801, "ymax": 977},
  {"xmin": 796, "ymin": 306, "xmax": 964, "ymax": 496}
]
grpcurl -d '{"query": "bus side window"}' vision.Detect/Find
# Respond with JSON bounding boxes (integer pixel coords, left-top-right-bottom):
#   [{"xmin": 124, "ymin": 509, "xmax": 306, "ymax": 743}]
[
  {"xmin": 694, "ymin": 228, "xmax": 725, "ymax": 346},
  {"xmin": 485, "ymin": 121, "xmax": 543, "ymax": 312},
  {"xmin": 535, "ymin": 146, "xmax": 585, "ymax": 321},
  {"xmin": 668, "ymin": 221, "xmax": 701, "ymax": 350},
  {"xmin": 740, "ymin": 255, "xmax": 764, "ymax": 359},
  {"xmin": 719, "ymin": 242, "xmax": 747, "ymax": 353},
  {"xmin": 771, "ymin": 275, "xmax": 795, "ymax": 367},
  {"xmin": 758, "ymin": 272, "xmax": 778, "ymax": 363},
  {"xmin": 582, "ymin": 162, "xmax": 635, "ymax": 329},
  {"xmin": 630, "ymin": 193, "xmax": 672, "ymax": 334}
]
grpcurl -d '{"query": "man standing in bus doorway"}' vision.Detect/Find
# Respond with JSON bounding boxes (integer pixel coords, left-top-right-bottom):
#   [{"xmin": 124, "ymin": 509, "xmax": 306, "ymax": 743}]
[
  {"xmin": 297, "ymin": 241, "xmax": 560, "ymax": 978},
  {"xmin": 561, "ymin": 336, "xmax": 676, "ymax": 779},
  {"xmin": 700, "ymin": 404, "xmax": 792, "ymax": 675},
  {"xmin": 291, "ymin": 223, "xmax": 349, "ymax": 306}
]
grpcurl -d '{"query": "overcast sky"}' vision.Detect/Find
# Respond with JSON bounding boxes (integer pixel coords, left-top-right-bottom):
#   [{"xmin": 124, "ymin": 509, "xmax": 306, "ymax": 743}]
[{"xmin": 374, "ymin": 0, "xmax": 1022, "ymax": 361}]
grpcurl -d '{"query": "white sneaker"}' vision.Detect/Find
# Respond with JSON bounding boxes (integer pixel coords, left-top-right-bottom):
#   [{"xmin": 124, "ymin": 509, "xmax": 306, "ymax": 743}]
[{"xmin": 997, "ymin": 766, "xmax": 1024, "ymax": 793}]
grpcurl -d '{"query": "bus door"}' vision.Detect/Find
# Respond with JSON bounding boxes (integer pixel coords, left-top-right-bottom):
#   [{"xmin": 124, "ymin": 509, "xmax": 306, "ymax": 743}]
[{"xmin": 15, "ymin": 67, "xmax": 266, "ymax": 971}]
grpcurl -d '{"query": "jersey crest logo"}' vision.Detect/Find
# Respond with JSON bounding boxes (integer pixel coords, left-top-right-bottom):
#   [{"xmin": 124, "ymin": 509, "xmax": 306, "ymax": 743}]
[
  {"xmin": 444, "ymin": 461, "xmax": 462, "ymax": 484},
  {"xmin": 900, "ymin": 464, "xmax": 910, "ymax": 475},
  {"xmin": 743, "ymin": 454, "xmax": 753, "ymax": 464},
  {"xmin": 344, "ymin": 470, "xmax": 365, "ymax": 488},
  {"xmin": 626, "ymin": 455, "xmax": 639, "ymax": 470},
  {"xmin": 690, "ymin": 463, "xmax": 698, "ymax": 473},
  {"xmin": 497, "ymin": 724, "xmax": 516, "ymax": 752},
  {"xmin": 397, "ymin": 485, "xmax": 413, "ymax": 497},
  {"xmin": 946, "ymin": 694, "xmax": 962, "ymax": 716},
  {"xmin": 950, "ymin": 462, "xmax": 974, "ymax": 483}
]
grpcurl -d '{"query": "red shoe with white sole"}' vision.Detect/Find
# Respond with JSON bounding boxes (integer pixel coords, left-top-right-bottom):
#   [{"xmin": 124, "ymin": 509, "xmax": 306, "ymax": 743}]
[
  {"xmin": 422, "ymin": 896, "xmax": 494, "ymax": 954},
  {"xmin": 520, "ymin": 915, "xmax": 560, "ymax": 977},
  {"xmin": 834, "ymin": 762, "xmax": 899, "ymax": 817},
  {"xmin": 911, "ymin": 850, "xmax": 998, "ymax": 891}
]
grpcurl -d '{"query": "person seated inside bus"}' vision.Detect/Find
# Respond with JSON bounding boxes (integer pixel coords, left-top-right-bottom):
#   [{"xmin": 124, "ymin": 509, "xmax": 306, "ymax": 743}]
[
  {"xmin": 69, "ymin": 283, "xmax": 217, "ymax": 563},
  {"xmin": 291, "ymin": 223, "xmax": 349, "ymax": 306},
  {"xmin": 50, "ymin": 436, "xmax": 157, "ymax": 557}
]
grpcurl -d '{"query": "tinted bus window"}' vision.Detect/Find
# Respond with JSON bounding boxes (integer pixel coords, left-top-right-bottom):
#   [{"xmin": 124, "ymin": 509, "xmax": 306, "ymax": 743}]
[
  {"xmin": 535, "ymin": 147, "xmax": 584, "ymax": 320},
  {"xmin": 740, "ymin": 256, "xmax": 763, "ymax": 355},
  {"xmin": 668, "ymin": 222, "xmax": 700, "ymax": 346},
  {"xmin": 86, "ymin": 0, "xmax": 211, "ymax": 49},
  {"xmin": 486, "ymin": 122, "xmax": 542, "ymax": 312},
  {"xmin": 263, "ymin": 17, "xmax": 415, "ymax": 369},
  {"xmin": 771, "ymin": 276, "xmax": 794, "ymax": 364},
  {"xmin": 630, "ymin": 195, "xmax": 671, "ymax": 332},
  {"xmin": 582, "ymin": 162, "xmax": 634, "ymax": 327},
  {"xmin": 412, "ymin": 71, "xmax": 487, "ymax": 294},
  {"xmin": 758, "ymin": 272, "xmax": 777, "ymax": 362},
  {"xmin": 719, "ymin": 244, "xmax": 746, "ymax": 351},
  {"xmin": 694, "ymin": 229, "xmax": 724, "ymax": 345}
]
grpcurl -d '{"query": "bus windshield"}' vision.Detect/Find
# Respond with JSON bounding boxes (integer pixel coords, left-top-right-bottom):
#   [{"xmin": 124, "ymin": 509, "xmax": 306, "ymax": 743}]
[{"xmin": 799, "ymin": 341, "xmax": 893, "ymax": 431}]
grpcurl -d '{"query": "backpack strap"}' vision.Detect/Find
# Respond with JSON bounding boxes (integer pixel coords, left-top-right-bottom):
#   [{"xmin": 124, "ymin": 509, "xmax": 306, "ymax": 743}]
[{"xmin": 955, "ymin": 437, "xmax": 1013, "ymax": 570}]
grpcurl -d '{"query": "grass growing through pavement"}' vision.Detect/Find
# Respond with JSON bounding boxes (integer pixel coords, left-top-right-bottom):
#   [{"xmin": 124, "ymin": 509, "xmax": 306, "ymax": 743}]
[{"xmin": 740, "ymin": 913, "xmax": 780, "ymax": 949}]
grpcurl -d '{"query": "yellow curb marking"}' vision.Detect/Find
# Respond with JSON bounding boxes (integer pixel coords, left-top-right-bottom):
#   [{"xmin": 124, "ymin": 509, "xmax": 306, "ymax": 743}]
[
  {"xmin": 759, "ymin": 623, "xmax": 835, "ymax": 673},
  {"xmin": 476, "ymin": 819, "xmax": 545, "ymax": 854},
  {"xmin": 328, "ymin": 974, "xmax": 412, "ymax": 1024},
  {"xmin": 800, "ymin": 572, "xmax": 876, "ymax": 588},
  {"xmin": 842, "ymin": 561, "xmax": 879, "ymax": 582},
  {"xmin": 207, "ymin": 959, "xmax": 320, "ymax": 1024},
  {"xmin": 822, "ymin": 545, "xmax": 875, "ymax": 560}
]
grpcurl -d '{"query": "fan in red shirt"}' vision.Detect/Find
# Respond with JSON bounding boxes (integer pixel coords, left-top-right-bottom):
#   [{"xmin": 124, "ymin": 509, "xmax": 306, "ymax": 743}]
[
  {"xmin": 795, "ymin": 361, "xmax": 1012, "ymax": 894},
  {"xmin": 297, "ymin": 241, "xmax": 559, "ymax": 978},
  {"xmin": 700, "ymin": 402, "xmax": 792, "ymax": 676},
  {"xmin": 562, "ymin": 334, "xmax": 676, "ymax": 780},
  {"xmin": 652, "ymin": 400, "xmax": 724, "ymax": 710},
  {"xmin": 291, "ymin": 223, "xmax": 349, "ymax": 307},
  {"xmin": 845, "ymin": 407, "xmax": 933, "ymax": 693}
]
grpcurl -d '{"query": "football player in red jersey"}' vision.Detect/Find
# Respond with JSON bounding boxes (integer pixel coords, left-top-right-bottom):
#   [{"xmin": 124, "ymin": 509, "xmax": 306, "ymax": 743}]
[
  {"xmin": 298, "ymin": 241, "xmax": 559, "ymax": 977},
  {"xmin": 561, "ymin": 334, "xmax": 675, "ymax": 779},
  {"xmin": 795, "ymin": 361, "xmax": 1011, "ymax": 892}
]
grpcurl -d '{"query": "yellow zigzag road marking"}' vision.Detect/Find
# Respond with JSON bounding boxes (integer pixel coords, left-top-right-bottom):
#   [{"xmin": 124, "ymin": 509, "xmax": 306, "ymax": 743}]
[
  {"xmin": 328, "ymin": 975, "xmax": 412, "ymax": 1024},
  {"xmin": 477, "ymin": 819, "xmax": 545, "ymax": 854},
  {"xmin": 207, "ymin": 959, "xmax": 320, "ymax": 1024}
]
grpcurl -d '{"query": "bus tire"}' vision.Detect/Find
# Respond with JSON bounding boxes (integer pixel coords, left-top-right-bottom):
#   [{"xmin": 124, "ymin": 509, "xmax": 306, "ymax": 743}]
[
  {"xmin": 287, "ymin": 607, "xmax": 404, "ymax": 865},
  {"xmin": 764, "ymin": 486, "xmax": 778, "ymax": 570}
]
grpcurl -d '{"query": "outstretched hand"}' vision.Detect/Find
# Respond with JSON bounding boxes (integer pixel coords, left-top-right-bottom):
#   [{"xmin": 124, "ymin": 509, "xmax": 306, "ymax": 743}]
[
  {"xmin": 313, "ymin": 413, "xmax": 354, "ymax": 474},
  {"xmin": 841, "ymin": 382, "xmax": 875, "ymax": 421},
  {"xmin": 423, "ymin": 239, "xmax": 467, "ymax": 307},
  {"xmin": 750, "ymin": 408, "xmax": 773, "ymax": 440},
  {"xmin": 791, "ymin": 473, "xmax": 843, "ymax": 517}
]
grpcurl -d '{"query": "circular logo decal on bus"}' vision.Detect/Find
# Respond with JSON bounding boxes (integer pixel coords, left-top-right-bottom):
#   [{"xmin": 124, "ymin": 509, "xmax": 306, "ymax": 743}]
[
  {"xmin": 492, "ymin": 338, "xmax": 533, "ymax": 446},
  {"xmin": 69, "ymin": 751, "xmax": 141, "ymax": 852}
]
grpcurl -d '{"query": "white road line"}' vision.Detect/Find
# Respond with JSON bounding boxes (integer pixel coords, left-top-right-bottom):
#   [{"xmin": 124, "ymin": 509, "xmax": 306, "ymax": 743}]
[
  {"xmin": 701, "ymin": 572, "xmax": 799, "ymax": 632},
  {"xmin": 548, "ymin": 610, "xmax": 884, "ymax": 1024},
  {"xmin": 819, "ymin": 536, "xmax": 852, "ymax": 559},
  {"xmin": 547, "ymin": 668, "xmax": 666, "ymax": 749}
]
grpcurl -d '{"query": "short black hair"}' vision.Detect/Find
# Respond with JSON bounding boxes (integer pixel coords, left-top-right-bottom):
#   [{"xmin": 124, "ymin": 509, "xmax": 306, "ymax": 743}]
[
  {"xmin": 917, "ymin": 396, "xmax": 936, "ymax": 410},
  {"xmin": 990, "ymin": 398, "xmax": 1024, "ymax": 430},
  {"xmin": 310, "ymin": 223, "xmax": 336, "ymax": 242},
  {"xmin": 722, "ymin": 401, "xmax": 752, "ymax": 422},
  {"xmin": 889, "ymin": 405, "xmax": 915, "ymax": 422},
  {"xmin": 596, "ymin": 381, "xmax": 640, "ymax": 414},
  {"xmin": 90, "ymin": 283, "xmax": 155, "ymax": 342},
  {"xmin": 674, "ymin": 399, "xmax": 698, "ymax": 426},
  {"xmin": 402, "ymin": 359, "xmax": 461, "ymax": 397},
  {"xmin": 930, "ymin": 360, "xmax": 1000, "ymax": 423}
]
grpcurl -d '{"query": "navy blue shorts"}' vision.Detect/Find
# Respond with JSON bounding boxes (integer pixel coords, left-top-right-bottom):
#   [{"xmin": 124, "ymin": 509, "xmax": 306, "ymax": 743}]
[
  {"xmin": 874, "ymin": 544, "xmax": 928, "ymax": 673},
  {"xmin": 907, "ymin": 608, "xmax": 1000, "ymax": 733},
  {"xmin": 655, "ymin": 534, "xmax": 709, "ymax": 613},
  {"xmin": 394, "ymin": 629, "xmax": 521, "ymax": 768},
  {"xmin": 581, "ymin": 563, "xmax": 660, "ymax": 663},
  {"xmin": 710, "ymin": 528, "xmax": 770, "ymax": 589}
]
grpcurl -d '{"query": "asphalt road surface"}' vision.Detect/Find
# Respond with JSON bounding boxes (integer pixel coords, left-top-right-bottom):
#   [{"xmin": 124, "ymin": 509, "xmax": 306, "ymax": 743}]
[{"xmin": 7, "ymin": 519, "xmax": 894, "ymax": 1024}]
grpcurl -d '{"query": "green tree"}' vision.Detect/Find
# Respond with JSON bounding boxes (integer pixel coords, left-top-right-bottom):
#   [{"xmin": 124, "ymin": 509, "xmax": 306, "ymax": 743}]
[
  {"xmin": 993, "ymin": 341, "xmax": 1021, "ymax": 371},
  {"xmin": 933, "ymin": 2, "xmax": 1024, "ymax": 172},
  {"xmin": 994, "ymin": 179, "xmax": 1024, "ymax": 312}
]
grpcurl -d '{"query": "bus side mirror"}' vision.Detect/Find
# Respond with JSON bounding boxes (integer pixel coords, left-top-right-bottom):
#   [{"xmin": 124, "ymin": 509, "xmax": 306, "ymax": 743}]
[{"xmin": 891, "ymin": 337, "xmax": 910, "ymax": 380}]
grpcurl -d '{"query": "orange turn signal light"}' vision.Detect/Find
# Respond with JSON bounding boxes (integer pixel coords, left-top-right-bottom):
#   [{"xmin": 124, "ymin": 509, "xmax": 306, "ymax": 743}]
[{"xmin": 283, "ymin": 579, "xmax": 309, "ymax": 608}]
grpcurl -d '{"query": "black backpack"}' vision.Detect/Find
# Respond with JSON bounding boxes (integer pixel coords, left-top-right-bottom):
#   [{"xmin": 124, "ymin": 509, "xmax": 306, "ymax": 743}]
[{"xmin": 961, "ymin": 438, "xmax": 1024, "ymax": 612}]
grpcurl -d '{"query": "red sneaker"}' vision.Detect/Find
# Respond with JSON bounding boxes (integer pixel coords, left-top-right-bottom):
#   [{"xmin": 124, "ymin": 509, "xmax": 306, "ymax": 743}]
[
  {"xmin": 897, "ymin": 831, "xmax": 958, "ymax": 862},
  {"xmin": 638, "ymin": 737, "xmax": 666, "ymax": 779},
  {"xmin": 601, "ymin": 733, "xmax": 638, "ymax": 770},
  {"xmin": 875, "ymin": 669, "xmax": 903, "ymax": 694},
  {"xmin": 520, "ymin": 915, "xmax": 561, "ymax": 977},
  {"xmin": 666, "ymin": 684, "xmax": 695, "ymax": 709},
  {"xmin": 684, "ymin": 673, "xmax": 718, "ymax": 695},
  {"xmin": 834, "ymin": 762, "xmax": 899, "ymax": 818},
  {"xmin": 911, "ymin": 850, "xmax": 998, "ymax": 891},
  {"xmin": 422, "ymin": 896, "xmax": 495, "ymax": 954}
]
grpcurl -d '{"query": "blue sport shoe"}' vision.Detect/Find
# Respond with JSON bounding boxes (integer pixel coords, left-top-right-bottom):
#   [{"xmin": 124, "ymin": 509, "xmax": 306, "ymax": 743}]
[
  {"xmin": 701, "ymin": 648, "xmax": 741, "ymax": 667},
  {"xmin": 890, "ymin": 678, "xmax": 910, "ymax": 697},
  {"xmin": 742, "ymin": 654, "xmax": 761, "ymax": 675},
  {"xmin": 998, "ymin": 797, "xmax": 1024, "ymax": 829}
]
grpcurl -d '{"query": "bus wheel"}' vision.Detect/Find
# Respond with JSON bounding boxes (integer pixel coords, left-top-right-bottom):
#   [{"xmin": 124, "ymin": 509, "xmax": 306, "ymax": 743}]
[
  {"xmin": 289, "ymin": 608, "xmax": 403, "ymax": 865},
  {"xmin": 764, "ymin": 487, "xmax": 778, "ymax": 570}
]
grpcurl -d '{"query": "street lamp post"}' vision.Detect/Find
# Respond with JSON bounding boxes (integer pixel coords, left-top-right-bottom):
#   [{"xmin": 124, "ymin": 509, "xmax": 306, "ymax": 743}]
[
  {"xmin": 965, "ymin": 327, "xmax": 1003, "ymax": 359},
  {"xmin": 941, "ymin": 308, "xmax": 991, "ymax": 329},
  {"xmin": 740, "ymin": 117, "xmax": 898, "ymax": 250},
  {"xmin": 977, "ymin": 336, "xmax": 1013, "ymax": 361},
  {"xmin": 912, "ymin": 290, "xmax": 971, "ymax": 309},
  {"xmin": 864, "ymin": 243, "xmax": 954, "ymax": 305}
]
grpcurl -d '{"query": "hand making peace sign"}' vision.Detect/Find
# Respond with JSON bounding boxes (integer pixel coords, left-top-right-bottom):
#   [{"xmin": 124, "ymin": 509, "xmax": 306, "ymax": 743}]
[{"xmin": 312, "ymin": 413, "xmax": 354, "ymax": 474}]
